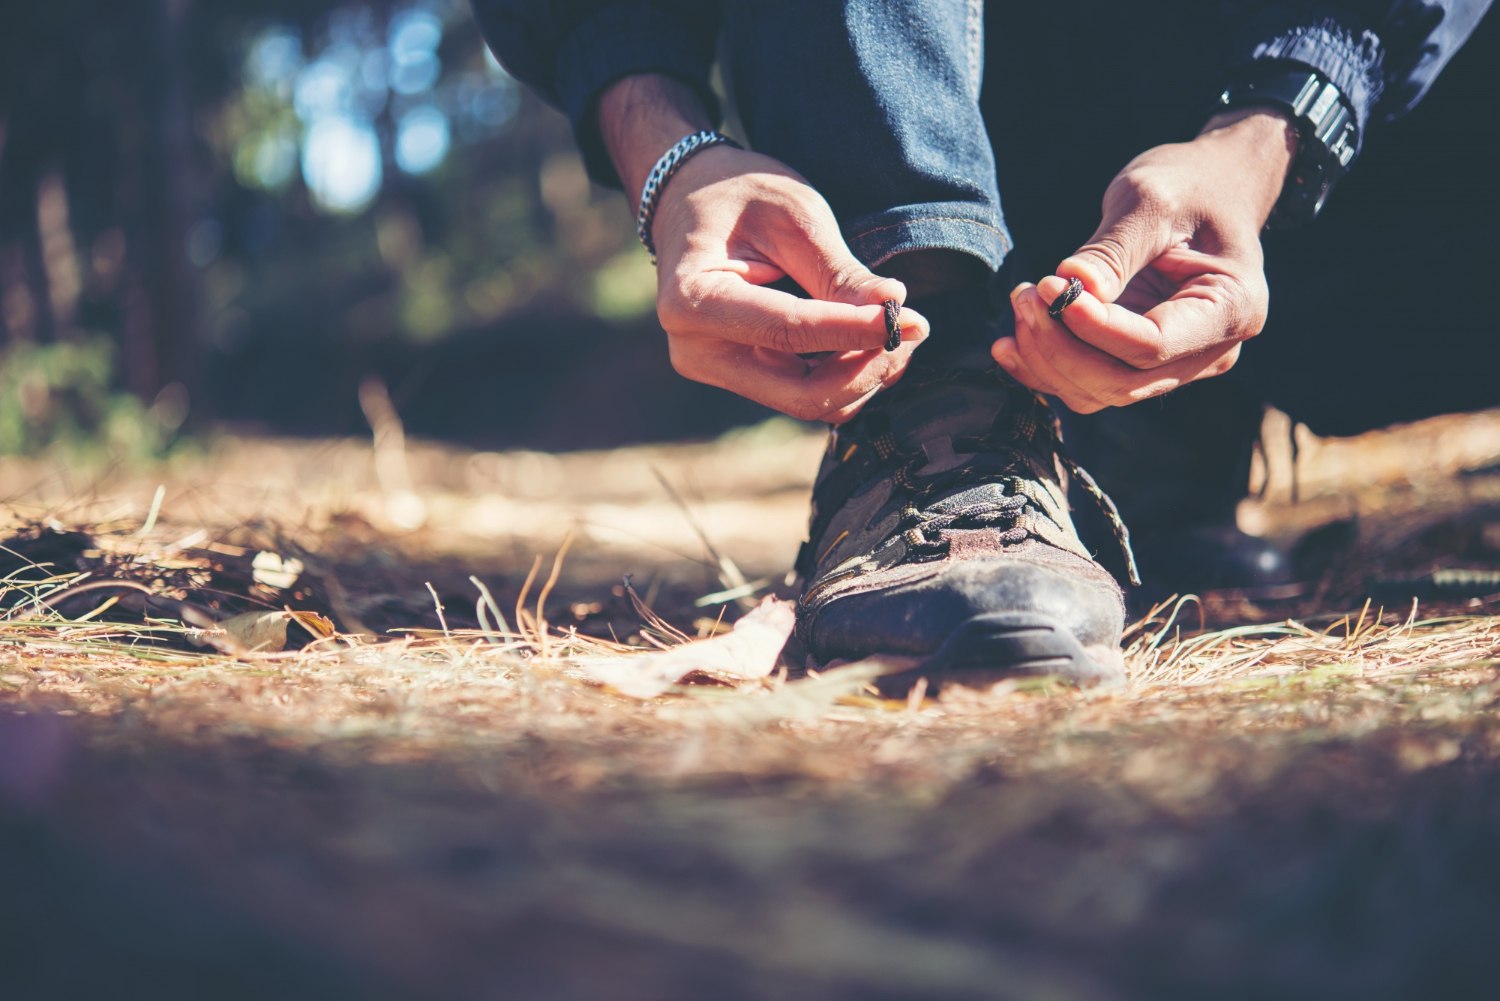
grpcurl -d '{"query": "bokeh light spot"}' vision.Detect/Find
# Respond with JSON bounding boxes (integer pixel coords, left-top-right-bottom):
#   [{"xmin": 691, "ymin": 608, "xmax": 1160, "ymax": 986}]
[
  {"xmin": 389, "ymin": 9, "xmax": 442, "ymax": 60},
  {"xmin": 302, "ymin": 116, "xmax": 383, "ymax": 214},
  {"xmin": 293, "ymin": 49, "xmax": 359, "ymax": 122},
  {"xmin": 246, "ymin": 26, "xmax": 303, "ymax": 96},
  {"xmin": 252, "ymin": 132, "xmax": 298, "ymax": 190},
  {"xmin": 395, "ymin": 106, "xmax": 452, "ymax": 175}
]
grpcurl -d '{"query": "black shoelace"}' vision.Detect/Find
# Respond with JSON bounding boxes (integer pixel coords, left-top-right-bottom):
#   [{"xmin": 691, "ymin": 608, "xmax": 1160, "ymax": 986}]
[{"xmin": 900, "ymin": 494, "xmax": 1030, "ymax": 558}]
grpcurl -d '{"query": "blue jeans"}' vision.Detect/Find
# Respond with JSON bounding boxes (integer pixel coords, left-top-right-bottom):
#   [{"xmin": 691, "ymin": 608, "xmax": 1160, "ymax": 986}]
[
  {"xmin": 718, "ymin": 1, "xmax": 1226, "ymax": 353},
  {"xmin": 719, "ymin": 0, "xmax": 1500, "ymax": 437},
  {"xmin": 722, "ymin": 0, "xmax": 1004, "ymax": 276}
]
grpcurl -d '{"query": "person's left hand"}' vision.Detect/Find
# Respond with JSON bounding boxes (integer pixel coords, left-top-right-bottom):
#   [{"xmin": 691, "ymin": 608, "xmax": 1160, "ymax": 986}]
[{"xmin": 993, "ymin": 109, "xmax": 1298, "ymax": 413}]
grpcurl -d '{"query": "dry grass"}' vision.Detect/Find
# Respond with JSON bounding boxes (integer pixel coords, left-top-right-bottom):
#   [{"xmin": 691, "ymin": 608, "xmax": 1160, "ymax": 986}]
[{"xmin": 5, "ymin": 410, "xmax": 1500, "ymax": 999}]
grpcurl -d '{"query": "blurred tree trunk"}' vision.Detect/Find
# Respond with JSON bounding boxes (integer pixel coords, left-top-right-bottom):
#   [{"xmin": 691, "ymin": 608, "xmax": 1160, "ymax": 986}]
[
  {"xmin": 119, "ymin": 0, "xmax": 203, "ymax": 403},
  {"xmin": 0, "ymin": 0, "xmax": 205, "ymax": 407}
]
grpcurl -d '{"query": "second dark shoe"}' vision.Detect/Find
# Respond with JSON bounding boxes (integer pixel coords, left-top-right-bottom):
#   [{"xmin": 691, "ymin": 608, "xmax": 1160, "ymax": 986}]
[{"xmin": 1062, "ymin": 380, "xmax": 1296, "ymax": 604}]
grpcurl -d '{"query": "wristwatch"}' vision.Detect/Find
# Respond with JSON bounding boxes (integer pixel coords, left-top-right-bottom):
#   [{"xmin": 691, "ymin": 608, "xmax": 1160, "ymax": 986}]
[{"xmin": 1217, "ymin": 63, "xmax": 1359, "ymax": 228}]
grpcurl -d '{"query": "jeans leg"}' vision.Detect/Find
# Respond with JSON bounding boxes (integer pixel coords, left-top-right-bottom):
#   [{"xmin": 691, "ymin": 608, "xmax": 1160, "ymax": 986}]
[{"xmin": 720, "ymin": 0, "xmax": 1007, "ymax": 275}]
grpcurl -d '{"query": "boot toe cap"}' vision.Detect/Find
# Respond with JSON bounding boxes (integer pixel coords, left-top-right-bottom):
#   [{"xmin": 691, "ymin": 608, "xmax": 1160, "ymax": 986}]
[{"xmin": 805, "ymin": 553, "xmax": 1124, "ymax": 679}]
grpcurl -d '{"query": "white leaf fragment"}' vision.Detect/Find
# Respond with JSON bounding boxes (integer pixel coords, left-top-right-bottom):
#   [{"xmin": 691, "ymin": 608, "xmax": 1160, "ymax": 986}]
[{"xmin": 570, "ymin": 597, "xmax": 795, "ymax": 698}]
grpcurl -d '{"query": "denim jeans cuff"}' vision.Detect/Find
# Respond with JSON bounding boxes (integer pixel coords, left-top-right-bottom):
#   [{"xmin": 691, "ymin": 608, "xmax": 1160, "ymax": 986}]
[{"xmin": 844, "ymin": 205, "xmax": 1012, "ymax": 274}]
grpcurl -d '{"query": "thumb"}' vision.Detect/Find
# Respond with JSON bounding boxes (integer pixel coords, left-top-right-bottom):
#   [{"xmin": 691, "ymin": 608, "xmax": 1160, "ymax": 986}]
[
  {"xmin": 1057, "ymin": 190, "xmax": 1174, "ymax": 304},
  {"xmin": 781, "ymin": 220, "xmax": 907, "ymax": 308}
]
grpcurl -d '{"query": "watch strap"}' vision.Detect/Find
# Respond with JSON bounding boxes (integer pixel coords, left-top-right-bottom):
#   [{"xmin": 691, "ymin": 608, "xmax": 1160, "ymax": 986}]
[{"xmin": 1218, "ymin": 63, "xmax": 1359, "ymax": 227}]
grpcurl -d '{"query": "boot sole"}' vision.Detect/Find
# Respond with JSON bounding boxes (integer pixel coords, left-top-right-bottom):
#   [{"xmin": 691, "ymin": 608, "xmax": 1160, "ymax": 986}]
[{"xmin": 874, "ymin": 611, "xmax": 1124, "ymax": 694}]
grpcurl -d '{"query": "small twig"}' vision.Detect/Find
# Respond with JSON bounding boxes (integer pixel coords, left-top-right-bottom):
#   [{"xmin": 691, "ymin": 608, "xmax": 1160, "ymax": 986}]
[
  {"xmin": 0, "ymin": 577, "xmax": 217, "ymax": 629},
  {"xmin": 514, "ymin": 555, "xmax": 543, "ymax": 650},
  {"xmin": 652, "ymin": 466, "xmax": 757, "ymax": 612},
  {"xmin": 425, "ymin": 581, "xmax": 451, "ymax": 639},
  {"xmin": 623, "ymin": 573, "xmax": 691, "ymax": 646},
  {"xmin": 138, "ymin": 484, "xmax": 166, "ymax": 537},
  {"xmin": 470, "ymin": 575, "xmax": 511, "ymax": 642},
  {"xmin": 535, "ymin": 532, "xmax": 575, "ymax": 660}
]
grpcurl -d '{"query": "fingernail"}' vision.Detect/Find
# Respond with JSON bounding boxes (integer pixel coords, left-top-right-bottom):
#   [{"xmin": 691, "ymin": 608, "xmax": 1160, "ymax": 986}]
[
  {"xmin": 1009, "ymin": 282, "xmax": 1034, "ymax": 303},
  {"xmin": 1012, "ymin": 288, "xmax": 1035, "ymax": 322}
]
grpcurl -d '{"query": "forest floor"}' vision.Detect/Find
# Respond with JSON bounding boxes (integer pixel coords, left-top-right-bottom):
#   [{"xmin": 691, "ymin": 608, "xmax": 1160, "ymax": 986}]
[{"xmin": 4, "ymin": 409, "xmax": 1500, "ymax": 1000}]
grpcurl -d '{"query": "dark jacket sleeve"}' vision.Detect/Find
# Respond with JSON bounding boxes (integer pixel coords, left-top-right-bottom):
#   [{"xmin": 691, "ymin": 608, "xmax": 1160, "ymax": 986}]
[
  {"xmin": 469, "ymin": 1, "xmax": 721, "ymax": 188},
  {"xmin": 1225, "ymin": 1, "xmax": 1492, "ymax": 154}
]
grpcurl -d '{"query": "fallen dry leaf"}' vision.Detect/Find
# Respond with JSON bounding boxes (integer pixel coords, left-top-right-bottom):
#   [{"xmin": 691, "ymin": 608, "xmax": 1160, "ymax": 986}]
[
  {"xmin": 570, "ymin": 596, "xmax": 795, "ymax": 698},
  {"xmin": 210, "ymin": 610, "xmax": 292, "ymax": 654}
]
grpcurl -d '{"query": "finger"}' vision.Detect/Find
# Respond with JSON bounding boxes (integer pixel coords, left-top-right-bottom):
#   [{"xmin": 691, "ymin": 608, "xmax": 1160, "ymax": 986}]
[
  {"xmin": 1056, "ymin": 186, "xmax": 1176, "ymax": 304},
  {"xmin": 1013, "ymin": 287, "xmax": 1242, "ymax": 412},
  {"xmin": 768, "ymin": 211, "xmax": 908, "ymax": 308},
  {"xmin": 786, "ymin": 346, "xmax": 915, "ymax": 423},
  {"xmin": 814, "ymin": 347, "xmax": 919, "ymax": 424},
  {"xmin": 994, "ymin": 286, "xmax": 1064, "ymax": 395},
  {"xmin": 771, "ymin": 341, "xmax": 921, "ymax": 423},
  {"xmin": 1036, "ymin": 264, "xmax": 1259, "ymax": 370},
  {"xmin": 672, "ymin": 338, "xmax": 917, "ymax": 423},
  {"xmin": 716, "ymin": 259, "xmax": 790, "ymax": 286},
  {"xmin": 1012, "ymin": 288, "xmax": 1111, "ymax": 412},
  {"xmin": 992, "ymin": 335, "xmax": 1062, "ymax": 397},
  {"xmin": 672, "ymin": 271, "xmax": 929, "ymax": 353}
]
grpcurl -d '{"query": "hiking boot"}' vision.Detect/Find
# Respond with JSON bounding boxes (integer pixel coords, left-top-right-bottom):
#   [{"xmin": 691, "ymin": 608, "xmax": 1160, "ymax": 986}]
[{"xmin": 793, "ymin": 358, "xmax": 1136, "ymax": 687}]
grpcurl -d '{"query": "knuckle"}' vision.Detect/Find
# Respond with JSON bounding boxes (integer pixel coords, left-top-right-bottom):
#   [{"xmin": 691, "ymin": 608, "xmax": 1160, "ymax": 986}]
[
  {"xmin": 656, "ymin": 297, "xmax": 686, "ymax": 333},
  {"xmin": 775, "ymin": 200, "xmax": 830, "ymax": 243},
  {"xmin": 1078, "ymin": 238, "xmax": 1131, "ymax": 283},
  {"xmin": 1126, "ymin": 336, "xmax": 1171, "ymax": 369},
  {"xmin": 1125, "ymin": 173, "xmax": 1178, "ymax": 217},
  {"xmin": 825, "ymin": 261, "xmax": 865, "ymax": 296},
  {"xmin": 1220, "ymin": 272, "xmax": 1267, "ymax": 340},
  {"xmin": 762, "ymin": 313, "xmax": 803, "ymax": 354},
  {"xmin": 657, "ymin": 272, "xmax": 704, "ymax": 330},
  {"xmin": 679, "ymin": 272, "xmax": 714, "ymax": 313},
  {"xmin": 1244, "ymin": 278, "xmax": 1270, "ymax": 337}
]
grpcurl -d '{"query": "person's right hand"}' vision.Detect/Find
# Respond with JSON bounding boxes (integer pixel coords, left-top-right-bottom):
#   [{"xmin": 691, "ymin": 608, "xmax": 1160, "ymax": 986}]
[
  {"xmin": 598, "ymin": 74, "xmax": 926, "ymax": 424},
  {"xmin": 649, "ymin": 145, "xmax": 928, "ymax": 422}
]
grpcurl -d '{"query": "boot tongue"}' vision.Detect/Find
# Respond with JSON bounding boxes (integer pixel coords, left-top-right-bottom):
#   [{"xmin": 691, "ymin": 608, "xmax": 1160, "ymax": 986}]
[
  {"xmin": 882, "ymin": 367, "xmax": 1014, "ymax": 463},
  {"xmin": 881, "ymin": 278, "xmax": 1020, "ymax": 454},
  {"xmin": 888, "ymin": 380, "xmax": 1001, "ymax": 444}
]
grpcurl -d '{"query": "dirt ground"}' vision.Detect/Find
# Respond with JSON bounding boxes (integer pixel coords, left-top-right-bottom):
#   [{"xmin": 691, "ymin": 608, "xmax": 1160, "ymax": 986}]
[{"xmin": 4, "ymin": 408, "xmax": 1500, "ymax": 1000}]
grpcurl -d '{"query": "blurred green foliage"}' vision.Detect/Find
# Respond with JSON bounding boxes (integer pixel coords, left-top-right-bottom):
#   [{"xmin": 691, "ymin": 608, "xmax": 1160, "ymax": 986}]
[
  {"xmin": 0, "ymin": 0, "xmax": 669, "ymax": 455},
  {"xmin": 0, "ymin": 339, "xmax": 178, "ymax": 460}
]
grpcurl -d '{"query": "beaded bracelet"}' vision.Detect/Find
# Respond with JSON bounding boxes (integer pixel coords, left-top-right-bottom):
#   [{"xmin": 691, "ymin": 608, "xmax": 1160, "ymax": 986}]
[{"xmin": 635, "ymin": 130, "xmax": 740, "ymax": 264}]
